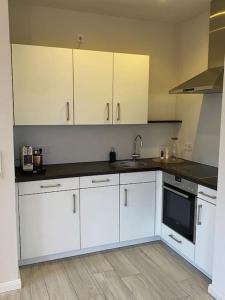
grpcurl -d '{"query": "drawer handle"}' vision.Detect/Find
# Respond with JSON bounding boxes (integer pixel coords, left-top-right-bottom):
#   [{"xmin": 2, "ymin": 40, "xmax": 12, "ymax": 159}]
[
  {"xmin": 40, "ymin": 184, "xmax": 61, "ymax": 189},
  {"xmin": 73, "ymin": 194, "xmax": 76, "ymax": 214},
  {"xmin": 198, "ymin": 191, "xmax": 216, "ymax": 200},
  {"xmin": 169, "ymin": 234, "xmax": 182, "ymax": 244},
  {"xmin": 197, "ymin": 204, "xmax": 203, "ymax": 225},
  {"xmin": 92, "ymin": 179, "xmax": 110, "ymax": 184},
  {"xmin": 124, "ymin": 188, "xmax": 128, "ymax": 207}
]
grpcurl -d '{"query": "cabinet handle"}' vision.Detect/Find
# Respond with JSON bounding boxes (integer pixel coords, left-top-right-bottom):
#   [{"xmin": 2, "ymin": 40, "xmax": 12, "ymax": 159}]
[
  {"xmin": 106, "ymin": 103, "xmax": 110, "ymax": 121},
  {"xmin": 40, "ymin": 184, "xmax": 61, "ymax": 189},
  {"xmin": 197, "ymin": 204, "xmax": 203, "ymax": 225},
  {"xmin": 169, "ymin": 234, "xmax": 182, "ymax": 244},
  {"xmin": 117, "ymin": 103, "xmax": 120, "ymax": 121},
  {"xmin": 73, "ymin": 194, "xmax": 76, "ymax": 214},
  {"xmin": 198, "ymin": 191, "xmax": 216, "ymax": 200},
  {"xmin": 66, "ymin": 102, "xmax": 70, "ymax": 121},
  {"xmin": 124, "ymin": 188, "xmax": 128, "ymax": 207},
  {"xmin": 92, "ymin": 179, "xmax": 110, "ymax": 183}
]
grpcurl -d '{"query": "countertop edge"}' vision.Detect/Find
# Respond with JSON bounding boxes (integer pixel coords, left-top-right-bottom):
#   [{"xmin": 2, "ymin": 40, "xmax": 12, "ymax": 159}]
[{"xmin": 15, "ymin": 160, "xmax": 218, "ymax": 190}]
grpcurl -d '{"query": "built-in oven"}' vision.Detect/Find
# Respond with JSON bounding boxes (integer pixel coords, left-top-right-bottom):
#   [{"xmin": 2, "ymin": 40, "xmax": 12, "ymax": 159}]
[{"xmin": 162, "ymin": 173, "xmax": 198, "ymax": 244}]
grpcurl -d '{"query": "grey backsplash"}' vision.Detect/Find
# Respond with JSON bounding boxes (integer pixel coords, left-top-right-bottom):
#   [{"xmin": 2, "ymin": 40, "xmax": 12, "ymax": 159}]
[{"xmin": 14, "ymin": 124, "xmax": 178, "ymax": 166}]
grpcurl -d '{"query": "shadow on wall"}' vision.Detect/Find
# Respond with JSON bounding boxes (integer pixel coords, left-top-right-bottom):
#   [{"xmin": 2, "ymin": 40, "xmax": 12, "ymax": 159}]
[{"xmin": 192, "ymin": 93, "xmax": 222, "ymax": 167}]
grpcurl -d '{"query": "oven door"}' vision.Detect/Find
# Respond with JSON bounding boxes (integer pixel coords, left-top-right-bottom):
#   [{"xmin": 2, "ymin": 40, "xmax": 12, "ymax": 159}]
[{"xmin": 163, "ymin": 184, "xmax": 196, "ymax": 243}]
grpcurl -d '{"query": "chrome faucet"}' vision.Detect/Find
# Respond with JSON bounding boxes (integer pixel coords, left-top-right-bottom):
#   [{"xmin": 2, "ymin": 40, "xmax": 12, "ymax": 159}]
[{"xmin": 132, "ymin": 134, "xmax": 143, "ymax": 160}]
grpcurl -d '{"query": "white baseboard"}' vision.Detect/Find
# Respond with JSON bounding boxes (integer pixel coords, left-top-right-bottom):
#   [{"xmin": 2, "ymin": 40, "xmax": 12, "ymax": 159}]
[
  {"xmin": 19, "ymin": 236, "xmax": 160, "ymax": 266},
  {"xmin": 208, "ymin": 284, "xmax": 225, "ymax": 300},
  {"xmin": 0, "ymin": 278, "xmax": 21, "ymax": 294}
]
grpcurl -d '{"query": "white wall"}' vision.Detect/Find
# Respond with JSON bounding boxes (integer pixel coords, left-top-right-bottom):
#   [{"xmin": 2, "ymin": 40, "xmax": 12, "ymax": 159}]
[
  {"xmin": 9, "ymin": 2, "xmax": 179, "ymax": 164},
  {"xmin": 209, "ymin": 65, "xmax": 225, "ymax": 300},
  {"xmin": 0, "ymin": 0, "xmax": 20, "ymax": 292},
  {"xmin": 175, "ymin": 11, "xmax": 222, "ymax": 167}
]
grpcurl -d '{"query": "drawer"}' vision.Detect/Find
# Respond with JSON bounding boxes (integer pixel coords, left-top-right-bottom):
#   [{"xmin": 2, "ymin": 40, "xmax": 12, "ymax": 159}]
[
  {"xmin": 161, "ymin": 224, "xmax": 195, "ymax": 262},
  {"xmin": 198, "ymin": 185, "xmax": 217, "ymax": 205},
  {"xmin": 80, "ymin": 174, "xmax": 119, "ymax": 188},
  {"xmin": 120, "ymin": 171, "xmax": 156, "ymax": 185},
  {"xmin": 18, "ymin": 177, "xmax": 79, "ymax": 195}
]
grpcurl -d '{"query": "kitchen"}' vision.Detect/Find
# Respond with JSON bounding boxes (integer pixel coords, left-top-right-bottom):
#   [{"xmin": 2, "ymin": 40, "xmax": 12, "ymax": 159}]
[{"xmin": 1, "ymin": 0, "xmax": 225, "ymax": 299}]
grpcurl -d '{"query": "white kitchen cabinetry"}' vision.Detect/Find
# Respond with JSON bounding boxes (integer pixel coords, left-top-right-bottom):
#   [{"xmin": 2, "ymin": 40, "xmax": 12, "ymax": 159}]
[
  {"xmin": 12, "ymin": 44, "xmax": 74, "ymax": 125},
  {"xmin": 195, "ymin": 187, "xmax": 216, "ymax": 277},
  {"xmin": 120, "ymin": 182, "xmax": 155, "ymax": 242},
  {"xmin": 113, "ymin": 53, "xmax": 149, "ymax": 124},
  {"xmin": 80, "ymin": 183, "xmax": 119, "ymax": 248},
  {"xmin": 161, "ymin": 223, "xmax": 195, "ymax": 262},
  {"xmin": 12, "ymin": 45, "xmax": 149, "ymax": 126},
  {"xmin": 19, "ymin": 189, "xmax": 80, "ymax": 260},
  {"xmin": 73, "ymin": 50, "xmax": 113, "ymax": 125}
]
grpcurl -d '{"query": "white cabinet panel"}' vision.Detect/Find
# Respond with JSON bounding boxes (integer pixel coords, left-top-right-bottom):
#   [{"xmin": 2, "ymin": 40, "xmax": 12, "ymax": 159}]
[
  {"xmin": 19, "ymin": 190, "xmax": 80, "ymax": 260},
  {"xmin": 120, "ymin": 182, "xmax": 155, "ymax": 242},
  {"xmin": 12, "ymin": 44, "xmax": 74, "ymax": 125},
  {"xmin": 18, "ymin": 177, "xmax": 79, "ymax": 195},
  {"xmin": 198, "ymin": 185, "xmax": 217, "ymax": 205},
  {"xmin": 80, "ymin": 186, "xmax": 119, "ymax": 248},
  {"xmin": 74, "ymin": 50, "xmax": 113, "ymax": 125},
  {"xmin": 113, "ymin": 53, "xmax": 149, "ymax": 124},
  {"xmin": 195, "ymin": 198, "xmax": 216, "ymax": 277},
  {"xmin": 161, "ymin": 224, "xmax": 195, "ymax": 262},
  {"xmin": 80, "ymin": 174, "xmax": 119, "ymax": 188},
  {"xmin": 120, "ymin": 171, "xmax": 155, "ymax": 185}
]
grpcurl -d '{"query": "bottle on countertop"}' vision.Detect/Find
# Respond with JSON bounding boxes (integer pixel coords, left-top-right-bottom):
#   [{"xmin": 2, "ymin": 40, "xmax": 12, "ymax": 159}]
[
  {"xmin": 33, "ymin": 148, "xmax": 43, "ymax": 172},
  {"xmin": 109, "ymin": 147, "xmax": 116, "ymax": 163}
]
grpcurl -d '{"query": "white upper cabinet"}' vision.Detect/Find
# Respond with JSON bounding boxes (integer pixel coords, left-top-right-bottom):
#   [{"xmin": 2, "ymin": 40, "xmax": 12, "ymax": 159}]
[
  {"xmin": 12, "ymin": 45, "xmax": 150, "ymax": 125},
  {"xmin": 73, "ymin": 50, "xmax": 113, "ymax": 125},
  {"xmin": 113, "ymin": 53, "xmax": 149, "ymax": 124},
  {"xmin": 12, "ymin": 44, "xmax": 74, "ymax": 125}
]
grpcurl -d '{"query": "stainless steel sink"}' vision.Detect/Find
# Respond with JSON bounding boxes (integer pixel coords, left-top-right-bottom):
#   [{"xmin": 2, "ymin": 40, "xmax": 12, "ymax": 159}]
[{"xmin": 112, "ymin": 160, "xmax": 148, "ymax": 168}]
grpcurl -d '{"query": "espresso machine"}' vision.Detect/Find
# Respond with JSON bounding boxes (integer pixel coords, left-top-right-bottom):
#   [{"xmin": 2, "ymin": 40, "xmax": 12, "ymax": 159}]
[{"xmin": 20, "ymin": 145, "xmax": 33, "ymax": 172}]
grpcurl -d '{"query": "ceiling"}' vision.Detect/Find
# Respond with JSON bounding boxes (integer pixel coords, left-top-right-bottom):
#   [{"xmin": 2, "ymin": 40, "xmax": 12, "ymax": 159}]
[{"xmin": 12, "ymin": 0, "xmax": 210, "ymax": 23}]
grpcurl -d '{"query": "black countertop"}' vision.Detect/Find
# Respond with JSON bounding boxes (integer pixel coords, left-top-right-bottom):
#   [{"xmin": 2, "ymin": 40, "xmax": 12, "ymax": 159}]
[{"xmin": 15, "ymin": 158, "xmax": 218, "ymax": 190}]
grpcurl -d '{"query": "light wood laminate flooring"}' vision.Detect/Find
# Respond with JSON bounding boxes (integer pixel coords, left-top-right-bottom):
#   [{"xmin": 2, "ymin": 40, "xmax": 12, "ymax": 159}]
[{"xmin": 0, "ymin": 242, "xmax": 213, "ymax": 300}]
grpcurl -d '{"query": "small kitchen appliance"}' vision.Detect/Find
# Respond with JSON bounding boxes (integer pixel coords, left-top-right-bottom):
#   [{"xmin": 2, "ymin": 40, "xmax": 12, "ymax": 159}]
[{"xmin": 20, "ymin": 145, "xmax": 33, "ymax": 172}]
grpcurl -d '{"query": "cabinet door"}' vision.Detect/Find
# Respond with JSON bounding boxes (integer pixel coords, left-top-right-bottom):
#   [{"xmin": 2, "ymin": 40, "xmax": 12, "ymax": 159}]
[
  {"xmin": 120, "ymin": 182, "xmax": 155, "ymax": 242},
  {"xmin": 12, "ymin": 44, "xmax": 73, "ymax": 125},
  {"xmin": 80, "ymin": 186, "xmax": 119, "ymax": 248},
  {"xmin": 195, "ymin": 198, "xmax": 216, "ymax": 277},
  {"xmin": 113, "ymin": 53, "xmax": 149, "ymax": 124},
  {"xmin": 73, "ymin": 50, "xmax": 113, "ymax": 125},
  {"xmin": 19, "ymin": 190, "xmax": 80, "ymax": 260}
]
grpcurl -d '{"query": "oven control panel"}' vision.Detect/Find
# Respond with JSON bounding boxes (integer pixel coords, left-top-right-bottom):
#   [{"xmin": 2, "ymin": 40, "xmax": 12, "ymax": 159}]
[{"xmin": 163, "ymin": 172, "xmax": 198, "ymax": 195}]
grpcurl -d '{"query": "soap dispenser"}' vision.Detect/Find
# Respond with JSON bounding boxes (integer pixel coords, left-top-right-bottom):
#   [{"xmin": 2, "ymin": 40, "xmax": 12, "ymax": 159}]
[{"xmin": 109, "ymin": 147, "xmax": 116, "ymax": 163}]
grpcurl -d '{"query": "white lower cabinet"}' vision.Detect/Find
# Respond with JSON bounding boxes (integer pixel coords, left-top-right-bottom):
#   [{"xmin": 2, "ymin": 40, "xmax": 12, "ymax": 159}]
[
  {"xmin": 19, "ymin": 190, "xmax": 80, "ymax": 260},
  {"xmin": 120, "ymin": 182, "xmax": 155, "ymax": 242},
  {"xmin": 195, "ymin": 198, "xmax": 216, "ymax": 277},
  {"xmin": 161, "ymin": 224, "xmax": 195, "ymax": 262},
  {"xmin": 80, "ymin": 185, "xmax": 119, "ymax": 248}
]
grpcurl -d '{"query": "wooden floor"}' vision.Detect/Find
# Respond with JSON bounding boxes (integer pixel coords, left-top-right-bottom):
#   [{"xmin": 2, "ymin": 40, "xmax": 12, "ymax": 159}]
[{"xmin": 0, "ymin": 242, "xmax": 213, "ymax": 300}]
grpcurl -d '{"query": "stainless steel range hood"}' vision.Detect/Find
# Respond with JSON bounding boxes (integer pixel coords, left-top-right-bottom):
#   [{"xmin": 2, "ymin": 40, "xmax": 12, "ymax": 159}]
[{"xmin": 170, "ymin": 0, "xmax": 225, "ymax": 94}]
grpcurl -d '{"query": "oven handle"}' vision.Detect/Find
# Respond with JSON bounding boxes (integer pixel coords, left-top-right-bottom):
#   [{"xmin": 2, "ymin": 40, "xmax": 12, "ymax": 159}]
[{"xmin": 163, "ymin": 185, "xmax": 190, "ymax": 199}]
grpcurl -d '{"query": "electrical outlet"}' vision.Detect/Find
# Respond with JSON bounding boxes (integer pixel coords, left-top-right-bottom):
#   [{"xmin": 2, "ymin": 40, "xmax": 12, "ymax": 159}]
[
  {"xmin": 77, "ymin": 34, "xmax": 84, "ymax": 43},
  {"xmin": 183, "ymin": 143, "xmax": 193, "ymax": 153}
]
